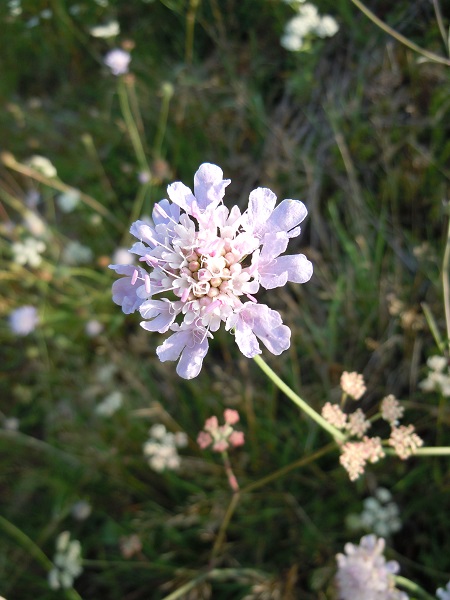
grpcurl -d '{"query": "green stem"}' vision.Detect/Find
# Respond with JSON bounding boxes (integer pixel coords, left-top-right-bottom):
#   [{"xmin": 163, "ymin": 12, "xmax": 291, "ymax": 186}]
[
  {"xmin": 0, "ymin": 516, "xmax": 83, "ymax": 600},
  {"xmin": 421, "ymin": 302, "xmax": 445, "ymax": 354},
  {"xmin": 210, "ymin": 492, "xmax": 240, "ymax": 560},
  {"xmin": 185, "ymin": 0, "xmax": 201, "ymax": 65},
  {"xmin": 349, "ymin": 0, "xmax": 450, "ymax": 66},
  {"xmin": 154, "ymin": 83, "xmax": 174, "ymax": 159},
  {"xmin": 117, "ymin": 79, "xmax": 150, "ymax": 175},
  {"xmin": 442, "ymin": 215, "xmax": 450, "ymax": 351},
  {"xmin": 241, "ymin": 443, "xmax": 336, "ymax": 494},
  {"xmin": 252, "ymin": 355, "xmax": 346, "ymax": 441},
  {"xmin": 413, "ymin": 446, "xmax": 450, "ymax": 456},
  {"xmin": 395, "ymin": 575, "xmax": 436, "ymax": 600}
]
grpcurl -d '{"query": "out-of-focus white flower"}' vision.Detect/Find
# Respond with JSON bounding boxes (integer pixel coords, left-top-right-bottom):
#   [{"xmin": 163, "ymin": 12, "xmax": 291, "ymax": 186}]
[
  {"xmin": 143, "ymin": 424, "xmax": 187, "ymax": 472},
  {"xmin": 12, "ymin": 237, "xmax": 46, "ymax": 267},
  {"xmin": 104, "ymin": 49, "xmax": 131, "ymax": 76},
  {"xmin": 356, "ymin": 488, "xmax": 402, "ymax": 537},
  {"xmin": 40, "ymin": 9, "xmax": 52, "ymax": 19},
  {"xmin": 61, "ymin": 240, "xmax": 93, "ymax": 265},
  {"xmin": 57, "ymin": 190, "xmax": 80, "ymax": 213},
  {"xmin": 112, "ymin": 247, "xmax": 135, "ymax": 265},
  {"xmin": 85, "ymin": 320, "xmax": 103, "ymax": 337},
  {"xmin": 420, "ymin": 356, "xmax": 450, "ymax": 396},
  {"xmin": 8, "ymin": 0, "xmax": 22, "ymax": 17},
  {"xmin": 336, "ymin": 535, "xmax": 408, "ymax": 600},
  {"xmin": 315, "ymin": 15, "xmax": 339, "ymax": 37},
  {"xmin": 281, "ymin": 2, "xmax": 339, "ymax": 52},
  {"xmin": 90, "ymin": 20, "xmax": 120, "ymax": 38},
  {"xmin": 9, "ymin": 306, "xmax": 39, "ymax": 336},
  {"xmin": 48, "ymin": 531, "xmax": 83, "ymax": 590},
  {"xmin": 26, "ymin": 155, "xmax": 57, "ymax": 178},
  {"xmin": 95, "ymin": 391, "xmax": 123, "ymax": 416}
]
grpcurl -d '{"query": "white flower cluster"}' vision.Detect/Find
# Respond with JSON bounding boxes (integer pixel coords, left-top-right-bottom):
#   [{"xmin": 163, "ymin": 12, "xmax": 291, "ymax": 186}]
[
  {"xmin": 348, "ymin": 488, "xmax": 402, "ymax": 538},
  {"xmin": 419, "ymin": 356, "xmax": 450, "ymax": 397},
  {"xmin": 48, "ymin": 531, "xmax": 83, "ymax": 590},
  {"xmin": 143, "ymin": 424, "xmax": 188, "ymax": 472},
  {"xmin": 12, "ymin": 237, "xmax": 46, "ymax": 268},
  {"xmin": 281, "ymin": 2, "xmax": 339, "ymax": 52}
]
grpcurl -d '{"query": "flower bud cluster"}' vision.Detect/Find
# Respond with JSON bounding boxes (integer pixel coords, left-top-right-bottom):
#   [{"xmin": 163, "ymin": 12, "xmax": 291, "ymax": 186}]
[
  {"xmin": 48, "ymin": 531, "xmax": 83, "ymax": 590},
  {"xmin": 197, "ymin": 409, "xmax": 245, "ymax": 453}
]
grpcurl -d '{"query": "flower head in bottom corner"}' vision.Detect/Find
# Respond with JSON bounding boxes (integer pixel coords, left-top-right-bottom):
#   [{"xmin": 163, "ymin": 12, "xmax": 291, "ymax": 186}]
[
  {"xmin": 336, "ymin": 534, "xmax": 408, "ymax": 600},
  {"xmin": 110, "ymin": 163, "xmax": 313, "ymax": 379}
]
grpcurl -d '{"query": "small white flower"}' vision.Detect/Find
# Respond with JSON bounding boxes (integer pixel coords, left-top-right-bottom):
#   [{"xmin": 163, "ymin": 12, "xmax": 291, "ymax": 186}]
[
  {"xmin": 71, "ymin": 500, "xmax": 92, "ymax": 521},
  {"xmin": 12, "ymin": 237, "xmax": 46, "ymax": 267},
  {"xmin": 90, "ymin": 20, "xmax": 120, "ymax": 38},
  {"xmin": 57, "ymin": 190, "xmax": 80, "ymax": 213},
  {"xmin": 315, "ymin": 15, "xmax": 339, "ymax": 37},
  {"xmin": 143, "ymin": 424, "xmax": 187, "ymax": 472},
  {"xmin": 48, "ymin": 531, "xmax": 82, "ymax": 590},
  {"xmin": 85, "ymin": 320, "xmax": 103, "ymax": 337}
]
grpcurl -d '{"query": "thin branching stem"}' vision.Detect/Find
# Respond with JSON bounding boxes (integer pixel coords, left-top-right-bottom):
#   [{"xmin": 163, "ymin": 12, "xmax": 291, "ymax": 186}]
[
  {"xmin": 442, "ymin": 215, "xmax": 450, "ymax": 352},
  {"xmin": 117, "ymin": 79, "xmax": 150, "ymax": 175},
  {"xmin": 395, "ymin": 575, "xmax": 436, "ymax": 600},
  {"xmin": 252, "ymin": 355, "xmax": 346, "ymax": 441},
  {"xmin": 349, "ymin": 0, "xmax": 450, "ymax": 66}
]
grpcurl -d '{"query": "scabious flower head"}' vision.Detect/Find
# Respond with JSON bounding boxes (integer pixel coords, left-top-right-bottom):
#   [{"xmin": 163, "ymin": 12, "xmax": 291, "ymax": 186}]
[
  {"xmin": 9, "ymin": 305, "xmax": 39, "ymax": 336},
  {"xmin": 197, "ymin": 409, "xmax": 245, "ymax": 452},
  {"xmin": 48, "ymin": 531, "xmax": 83, "ymax": 590},
  {"xmin": 437, "ymin": 581, "xmax": 450, "ymax": 600},
  {"xmin": 104, "ymin": 48, "xmax": 131, "ymax": 75},
  {"xmin": 110, "ymin": 163, "xmax": 313, "ymax": 378},
  {"xmin": 340, "ymin": 371, "xmax": 366, "ymax": 400},
  {"xmin": 336, "ymin": 534, "xmax": 408, "ymax": 600},
  {"xmin": 380, "ymin": 395, "xmax": 404, "ymax": 427},
  {"xmin": 388, "ymin": 425, "xmax": 423, "ymax": 460}
]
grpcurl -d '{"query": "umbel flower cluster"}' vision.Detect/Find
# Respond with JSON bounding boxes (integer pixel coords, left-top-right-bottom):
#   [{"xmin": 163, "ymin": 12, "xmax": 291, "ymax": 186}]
[{"xmin": 110, "ymin": 163, "xmax": 313, "ymax": 378}]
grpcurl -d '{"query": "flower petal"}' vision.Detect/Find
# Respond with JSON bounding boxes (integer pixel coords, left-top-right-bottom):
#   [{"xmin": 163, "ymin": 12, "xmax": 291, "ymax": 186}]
[
  {"xmin": 167, "ymin": 181, "xmax": 196, "ymax": 214},
  {"xmin": 272, "ymin": 254, "xmax": 313, "ymax": 284},
  {"xmin": 261, "ymin": 199, "xmax": 307, "ymax": 237},
  {"xmin": 193, "ymin": 163, "xmax": 231, "ymax": 211}
]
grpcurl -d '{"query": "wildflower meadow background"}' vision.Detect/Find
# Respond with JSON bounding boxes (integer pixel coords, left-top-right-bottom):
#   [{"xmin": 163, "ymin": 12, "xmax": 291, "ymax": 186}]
[{"xmin": 1, "ymin": 0, "xmax": 450, "ymax": 598}]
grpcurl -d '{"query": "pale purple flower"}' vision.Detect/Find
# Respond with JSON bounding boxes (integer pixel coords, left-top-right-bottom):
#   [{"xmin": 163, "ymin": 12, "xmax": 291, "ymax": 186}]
[
  {"xmin": 9, "ymin": 305, "xmax": 39, "ymax": 336},
  {"xmin": 336, "ymin": 534, "xmax": 409, "ymax": 600},
  {"xmin": 104, "ymin": 49, "xmax": 131, "ymax": 76},
  {"xmin": 110, "ymin": 163, "xmax": 313, "ymax": 378}
]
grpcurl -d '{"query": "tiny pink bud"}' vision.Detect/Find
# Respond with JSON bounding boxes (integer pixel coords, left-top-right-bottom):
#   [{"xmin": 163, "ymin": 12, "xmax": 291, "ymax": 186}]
[{"xmin": 224, "ymin": 409, "xmax": 240, "ymax": 425}]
